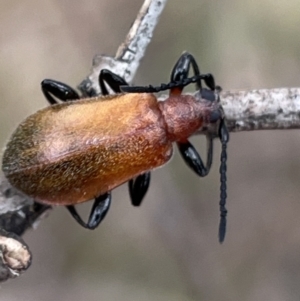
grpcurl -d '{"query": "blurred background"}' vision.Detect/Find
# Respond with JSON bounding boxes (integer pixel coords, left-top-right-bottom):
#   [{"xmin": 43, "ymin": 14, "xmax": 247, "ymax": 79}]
[{"xmin": 1, "ymin": 0, "xmax": 300, "ymax": 300}]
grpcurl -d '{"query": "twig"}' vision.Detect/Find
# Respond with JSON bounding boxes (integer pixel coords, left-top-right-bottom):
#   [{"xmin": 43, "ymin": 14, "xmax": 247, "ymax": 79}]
[
  {"xmin": 0, "ymin": 229, "xmax": 32, "ymax": 281},
  {"xmin": 0, "ymin": 0, "xmax": 167, "ymax": 282}
]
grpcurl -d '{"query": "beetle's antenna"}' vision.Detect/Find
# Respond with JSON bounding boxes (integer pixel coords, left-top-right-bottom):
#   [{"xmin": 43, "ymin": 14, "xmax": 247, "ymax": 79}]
[
  {"xmin": 218, "ymin": 118, "xmax": 229, "ymax": 243},
  {"xmin": 120, "ymin": 73, "xmax": 213, "ymax": 93}
]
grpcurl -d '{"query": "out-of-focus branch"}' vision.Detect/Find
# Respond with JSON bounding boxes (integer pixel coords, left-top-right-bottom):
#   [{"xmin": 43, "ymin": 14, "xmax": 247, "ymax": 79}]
[
  {"xmin": 0, "ymin": 0, "xmax": 168, "ymax": 282},
  {"xmin": 78, "ymin": 0, "xmax": 167, "ymax": 96}
]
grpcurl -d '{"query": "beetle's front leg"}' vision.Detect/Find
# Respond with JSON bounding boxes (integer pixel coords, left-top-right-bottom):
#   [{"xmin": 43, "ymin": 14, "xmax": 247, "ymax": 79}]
[
  {"xmin": 170, "ymin": 52, "xmax": 201, "ymax": 92},
  {"xmin": 170, "ymin": 53, "xmax": 214, "ymax": 177},
  {"xmin": 177, "ymin": 136, "xmax": 213, "ymax": 177},
  {"xmin": 171, "ymin": 52, "xmax": 216, "ymax": 91}
]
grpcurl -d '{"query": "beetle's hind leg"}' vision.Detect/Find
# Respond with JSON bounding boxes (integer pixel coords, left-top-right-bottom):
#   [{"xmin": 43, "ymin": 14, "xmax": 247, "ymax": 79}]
[
  {"xmin": 98, "ymin": 69, "xmax": 151, "ymax": 207},
  {"xmin": 66, "ymin": 192, "xmax": 111, "ymax": 229},
  {"xmin": 41, "ymin": 79, "xmax": 80, "ymax": 105}
]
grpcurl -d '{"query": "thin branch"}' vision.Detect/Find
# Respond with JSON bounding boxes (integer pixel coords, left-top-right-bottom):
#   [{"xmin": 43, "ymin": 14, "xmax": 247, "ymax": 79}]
[
  {"xmin": 0, "ymin": 0, "xmax": 167, "ymax": 282},
  {"xmin": 222, "ymin": 88, "xmax": 300, "ymax": 131}
]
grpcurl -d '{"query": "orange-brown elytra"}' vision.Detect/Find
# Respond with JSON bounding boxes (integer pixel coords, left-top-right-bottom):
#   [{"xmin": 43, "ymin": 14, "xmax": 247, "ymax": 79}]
[{"xmin": 2, "ymin": 52, "xmax": 229, "ymax": 242}]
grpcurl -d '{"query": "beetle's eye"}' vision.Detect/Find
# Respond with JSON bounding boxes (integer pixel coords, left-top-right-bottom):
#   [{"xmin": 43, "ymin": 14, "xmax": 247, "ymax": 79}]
[{"xmin": 201, "ymin": 88, "xmax": 215, "ymax": 102}]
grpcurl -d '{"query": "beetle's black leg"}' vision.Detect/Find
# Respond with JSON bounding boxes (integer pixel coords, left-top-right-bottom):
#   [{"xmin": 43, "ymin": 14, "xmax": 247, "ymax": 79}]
[
  {"xmin": 98, "ymin": 70, "xmax": 151, "ymax": 206},
  {"xmin": 41, "ymin": 79, "xmax": 80, "ymax": 105},
  {"xmin": 129, "ymin": 173, "xmax": 151, "ymax": 206},
  {"xmin": 177, "ymin": 136, "xmax": 213, "ymax": 177},
  {"xmin": 66, "ymin": 192, "xmax": 111, "ymax": 230},
  {"xmin": 170, "ymin": 52, "xmax": 217, "ymax": 92},
  {"xmin": 99, "ymin": 69, "xmax": 128, "ymax": 95},
  {"xmin": 170, "ymin": 52, "xmax": 202, "ymax": 91}
]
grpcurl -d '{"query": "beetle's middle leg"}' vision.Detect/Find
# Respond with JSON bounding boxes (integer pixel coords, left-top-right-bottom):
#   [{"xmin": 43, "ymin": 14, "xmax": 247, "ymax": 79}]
[{"xmin": 98, "ymin": 69, "xmax": 151, "ymax": 207}]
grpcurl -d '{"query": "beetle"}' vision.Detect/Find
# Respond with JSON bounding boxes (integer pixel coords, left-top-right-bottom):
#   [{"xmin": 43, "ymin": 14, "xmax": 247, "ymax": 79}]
[{"xmin": 2, "ymin": 52, "xmax": 229, "ymax": 242}]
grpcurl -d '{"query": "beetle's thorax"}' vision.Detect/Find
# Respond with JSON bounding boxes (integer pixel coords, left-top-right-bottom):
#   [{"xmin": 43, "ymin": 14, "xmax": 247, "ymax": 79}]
[{"xmin": 158, "ymin": 94, "xmax": 219, "ymax": 142}]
